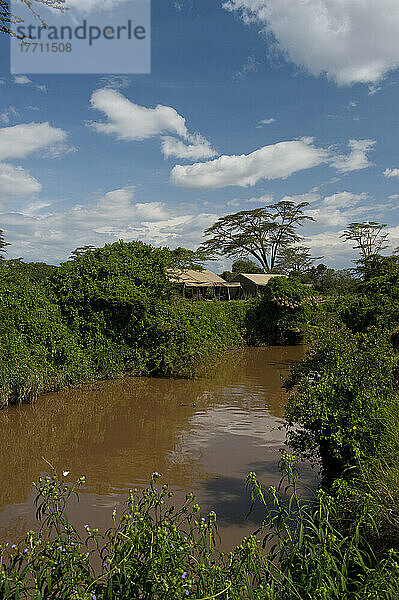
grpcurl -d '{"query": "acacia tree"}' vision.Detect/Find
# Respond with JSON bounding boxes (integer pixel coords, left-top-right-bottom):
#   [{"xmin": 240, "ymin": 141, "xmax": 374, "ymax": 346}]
[
  {"xmin": 274, "ymin": 246, "xmax": 322, "ymax": 276},
  {"xmin": 340, "ymin": 221, "xmax": 389, "ymax": 260},
  {"xmin": 200, "ymin": 201, "xmax": 313, "ymax": 273},
  {"xmin": 0, "ymin": 0, "xmax": 67, "ymax": 37}
]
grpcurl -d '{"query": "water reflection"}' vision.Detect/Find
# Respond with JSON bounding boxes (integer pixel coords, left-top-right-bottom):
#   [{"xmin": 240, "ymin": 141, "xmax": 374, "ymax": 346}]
[{"xmin": 0, "ymin": 345, "xmax": 317, "ymax": 549}]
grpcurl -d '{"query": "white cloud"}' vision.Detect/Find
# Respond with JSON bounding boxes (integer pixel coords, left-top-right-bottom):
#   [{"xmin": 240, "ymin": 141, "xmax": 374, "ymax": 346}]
[
  {"xmin": 245, "ymin": 193, "xmax": 274, "ymax": 203},
  {"xmin": 0, "ymin": 187, "xmax": 218, "ymax": 263},
  {"xmin": 223, "ymin": 0, "xmax": 399, "ymax": 85},
  {"xmin": 14, "ymin": 75, "xmax": 32, "ymax": 85},
  {"xmin": 331, "ymin": 140, "xmax": 375, "ymax": 173},
  {"xmin": 389, "ymin": 194, "xmax": 399, "ymax": 200},
  {"xmin": 0, "ymin": 163, "xmax": 41, "ymax": 198},
  {"xmin": 90, "ymin": 88, "xmax": 216, "ymax": 162},
  {"xmin": 161, "ymin": 135, "xmax": 218, "ymax": 160},
  {"xmin": 0, "ymin": 106, "xmax": 19, "ymax": 124},
  {"xmin": 171, "ymin": 138, "xmax": 329, "ymax": 189},
  {"xmin": 90, "ymin": 88, "xmax": 189, "ymax": 141},
  {"xmin": 0, "ymin": 122, "xmax": 67, "ymax": 161},
  {"xmin": 257, "ymin": 117, "xmax": 276, "ymax": 126},
  {"xmin": 307, "ymin": 192, "xmax": 369, "ymax": 226},
  {"xmin": 384, "ymin": 168, "xmax": 399, "ymax": 178}
]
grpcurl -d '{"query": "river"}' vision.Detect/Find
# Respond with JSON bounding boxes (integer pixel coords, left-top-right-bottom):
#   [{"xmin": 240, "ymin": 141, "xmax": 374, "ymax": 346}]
[{"xmin": 0, "ymin": 346, "xmax": 318, "ymax": 550}]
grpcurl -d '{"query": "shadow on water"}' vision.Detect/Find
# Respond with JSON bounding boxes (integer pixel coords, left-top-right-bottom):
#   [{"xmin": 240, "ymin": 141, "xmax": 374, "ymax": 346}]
[{"xmin": 0, "ymin": 345, "xmax": 316, "ymax": 550}]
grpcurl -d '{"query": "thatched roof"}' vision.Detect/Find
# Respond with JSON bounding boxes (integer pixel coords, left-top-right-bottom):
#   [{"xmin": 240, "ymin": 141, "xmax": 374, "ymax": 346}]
[
  {"xmin": 231, "ymin": 273, "xmax": 286, "ymax": 285},
  {"xmin": 167, "ymin": 269, "xmax": 240, "ymax": 288}
]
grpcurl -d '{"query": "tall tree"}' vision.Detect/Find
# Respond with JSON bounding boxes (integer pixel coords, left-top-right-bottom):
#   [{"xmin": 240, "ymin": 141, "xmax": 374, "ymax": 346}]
[
  {"xmin": 0, "ymin": 229, "xmax": 9, "ymax": 259},
  {"xmin": 340, "ymin": 221, "xmax": 389, "ymax": 260},
  {"xmin": 274, "ymin": 246, "xmax": 322, "ymax": 276},
  {"xmin": 200, "ymin": 201, "xmax": 313, "ymax": 273},
  {"xmin": 0, "ymin": 0, "xmax": 67, "ymax": 37}
]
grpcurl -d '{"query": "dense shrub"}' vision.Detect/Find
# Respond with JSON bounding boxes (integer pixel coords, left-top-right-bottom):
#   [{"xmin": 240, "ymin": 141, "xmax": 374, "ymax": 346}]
[
  {"xmin": 246, "ymin": 277, "xmax": 318, "ymax": 345},
  {"xmin": 284, "ymin": 326, "xmax": 398, "ymax": 480},
  {"xmin": 0, "ymin": 241, "xmax": 251, "ymax": 403},
  {"xmin": 0, "ymin": 264, "xmax": 94, "ymax": 406}
]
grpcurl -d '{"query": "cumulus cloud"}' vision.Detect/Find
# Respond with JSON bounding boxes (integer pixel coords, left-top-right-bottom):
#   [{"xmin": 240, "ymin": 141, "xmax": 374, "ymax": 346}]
[
  {"xmin": 223, "ymin": 0, "xmax": 399, "ymax": 85},
  {"xmin": 161, "ymin": 136, "xmax": 218, "ymax": 160},
  {"xmin": 171, "ymin": 138, "xmax": 329, "ymax": 189},
  {"xmin": 90, "ymin": 88, "xmax": 217, "ymax": 161},
  {"xmin": 0, "ymin": 122, "xmax": 67, "ymax": 161},
  {"xmin": 1, "ymin": 187, "xmax": 218, "ymax": 263},
  {"xmin": 384, "ymin": 168, "xmax": 399, "ymax": 178},
  {"xmin": 90, "ymin": 88, "xmax": 189, "ymax": 141},
  {"xmin": 0, "ymin": 163, "xmax": 41, "ymax": 198},
  {"xmin": 330, "ymin": 140, "xmax": 376, "ymax": 173},
  {"xmin": 307, "ymin": 191, "xmax": 369, "ymax": 226}
]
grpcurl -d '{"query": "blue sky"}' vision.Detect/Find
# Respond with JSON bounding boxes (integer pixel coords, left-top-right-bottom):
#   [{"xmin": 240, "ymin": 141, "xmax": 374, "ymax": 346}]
[{"xmin": 0, "ymin": 0, "xmax": 399, "ymax": 268}]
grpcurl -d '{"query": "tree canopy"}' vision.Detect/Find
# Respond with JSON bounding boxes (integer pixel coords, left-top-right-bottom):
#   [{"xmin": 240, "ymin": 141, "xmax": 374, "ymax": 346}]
[
  {"xmin": 200, "ymin": 201, "xmax": 313, "ymax": 273},
  {"xmin": 341, "ymin": 221, "xmax": 389, "ymax": 261},
  {"xmin": 274, "ymin": 246, "xmax": 322, "ymax": 276},
  {"xmin": 231, "ymin": 258, "xmax": 264, "ymax": 274}
]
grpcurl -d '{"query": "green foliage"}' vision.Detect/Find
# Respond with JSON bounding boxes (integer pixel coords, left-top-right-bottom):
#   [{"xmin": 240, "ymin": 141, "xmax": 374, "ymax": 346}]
[
  {"xmin": 2, "ymin": 462, "xmax": 399, "ymax": 600},
  {"xmin": 334, "ymin": 269, "xmax": 399, "ymax": 333},
  {"xmin": 231, "ymin": 258, "xmax": 264, "ymax": 274},
  {"xmin": 284, "ymin": 326, "xmax": 398, "ymax": 480},
  {"xmin": 0, "ymin": 240, "xmax": 250, "ymax": 403},
  {"xmin": 4, "ymin": 259, "xmax": 57, "ymax": 282},
  {"xmin": 299, "ymin": 263, "xmax": 356, "ymax": 295},
  {"xmin": 200, "ymin": 201, "xmax": 313, "ymax": 273},
  {"xmin": 0, "ymin": 263, "xmax": 94, "ymax": 406},
  {"xmin": 0, "ymin": 468, "xmax": 270, "ymax": 600},
  {"xmin": 246, "ymin": 277, "xmax": 318, "ymax": 345}
]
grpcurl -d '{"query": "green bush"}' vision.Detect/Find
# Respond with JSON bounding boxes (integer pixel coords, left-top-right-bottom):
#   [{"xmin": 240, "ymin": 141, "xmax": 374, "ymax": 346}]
[
  {"xmin": 246, "ymin": 277, "xmax": 318, "ymax": 345},
  {"xmin": 284, "ymin": 326, "xmax": 399, "ymax": 481},
  {"xmin": 0, "ymin": 264, "xmax": 94, "ymax": 406},
  {"xmin": 0, "ymin": 240, "xmax": 251, "ymax": 403}
]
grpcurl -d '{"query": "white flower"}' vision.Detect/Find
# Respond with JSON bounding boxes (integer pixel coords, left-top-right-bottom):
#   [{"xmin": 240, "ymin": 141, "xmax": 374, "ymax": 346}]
[{"xmin": 63, "ymin": 471, "xmax": 70, "ymax": 477}]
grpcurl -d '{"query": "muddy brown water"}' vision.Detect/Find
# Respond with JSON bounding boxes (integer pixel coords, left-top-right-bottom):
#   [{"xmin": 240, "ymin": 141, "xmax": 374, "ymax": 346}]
[{"xmin": 0, "ymin": 346, "xmax": 318, "ymax": 551}]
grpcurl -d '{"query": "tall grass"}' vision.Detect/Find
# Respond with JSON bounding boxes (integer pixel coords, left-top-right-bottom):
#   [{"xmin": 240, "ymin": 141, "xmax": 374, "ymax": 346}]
[{"xmin": 1, "ymin": 459, "xmax": 398, "ymax": 600}]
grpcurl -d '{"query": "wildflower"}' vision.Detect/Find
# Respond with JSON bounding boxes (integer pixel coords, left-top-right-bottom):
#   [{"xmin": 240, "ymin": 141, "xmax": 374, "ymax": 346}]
[
  {"xmin": 62, "ymin": 471, "xmax": 70, "ymax": 477},
  {"xmin": 92, "ymin": 594, "xmax": 97, "ymax": 600},
  {"xmin": 84, "ymin": 524, "xmax": 90, "ymax": 530},
  {"xmin": 181, "ymin": 572, "xmax": 187, "ymax": 579},
  {"xmin": 353, "ymin": 426, "xmax": 357, "ymax": 430},
  {"xmin": 185, "ymin": 591, "xmax": 190, "ymax": 597},
  {"xmin": 201, "ymin": 518, "xmax": 206, "ymax": 522},
  {"xmin": 23, "ymin": 549, "xmax": 28, "ymax": 554},
  {"xmin": 152, "ymin": 471, "xmax": 160, "ymax": 478},
  {"xmin": 11, "ymin": 545, "xmax": 16, "ymax": 549}
]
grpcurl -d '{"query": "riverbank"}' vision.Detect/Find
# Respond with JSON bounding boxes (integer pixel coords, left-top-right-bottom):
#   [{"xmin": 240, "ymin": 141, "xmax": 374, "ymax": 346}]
[{"xmin": 0, "ymin": 240, "xmax": 313, "ymax": 407}]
